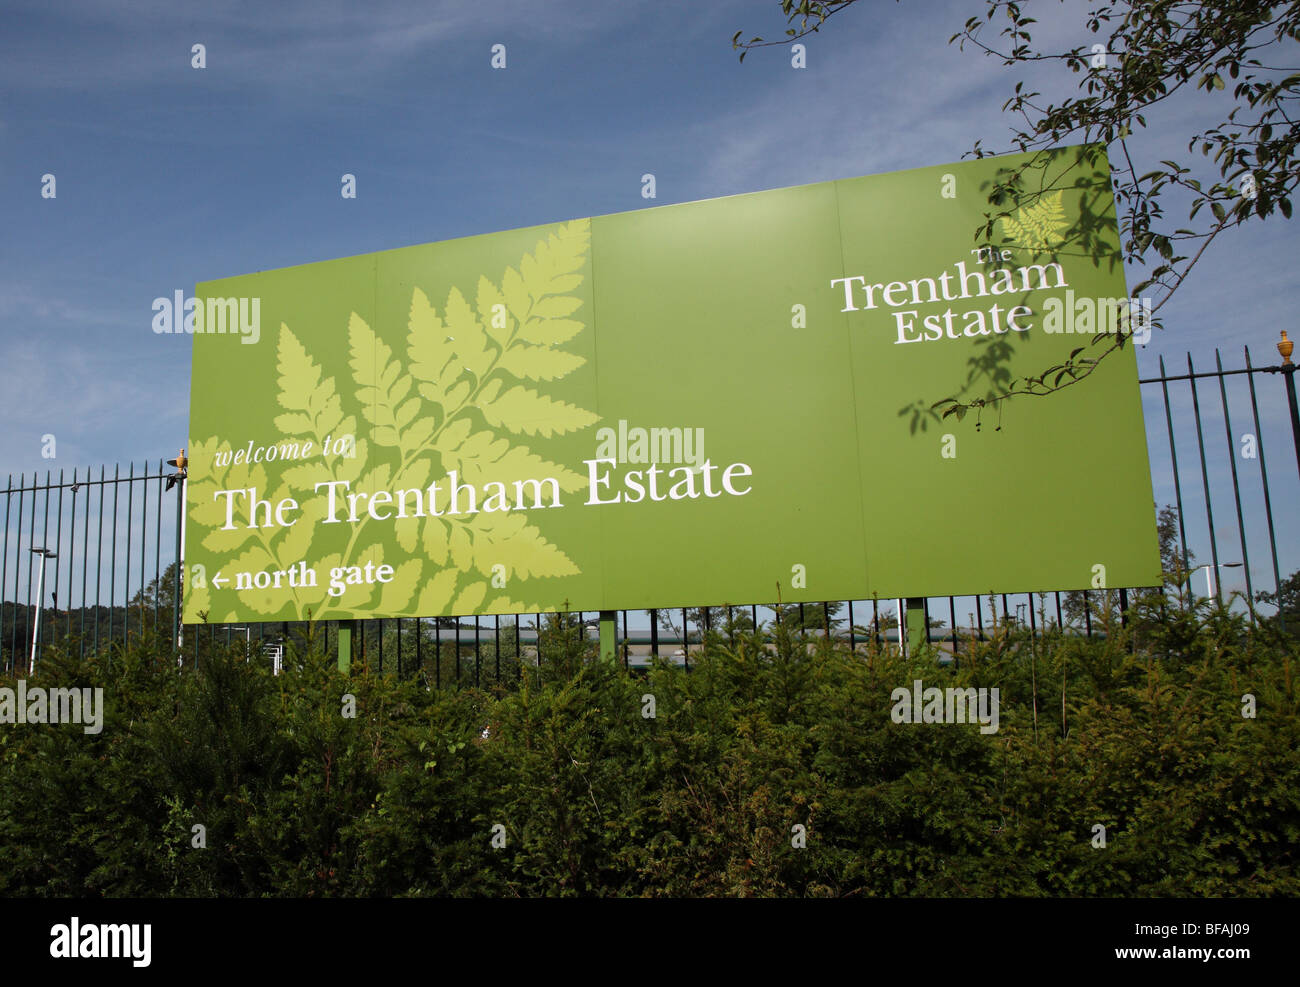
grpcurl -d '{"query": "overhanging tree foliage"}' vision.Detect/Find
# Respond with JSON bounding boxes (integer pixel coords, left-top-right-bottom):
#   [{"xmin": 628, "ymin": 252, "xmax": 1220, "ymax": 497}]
[{"xmin": 735, "ymin": 1, "xmax": 1299, "ymax": 414}]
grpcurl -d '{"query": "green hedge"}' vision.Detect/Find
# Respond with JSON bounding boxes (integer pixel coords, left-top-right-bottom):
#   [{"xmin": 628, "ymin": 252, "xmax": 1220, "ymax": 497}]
[{"xmin": 1, "ymin": 606, "xmax": 1296, "ymax": 897}]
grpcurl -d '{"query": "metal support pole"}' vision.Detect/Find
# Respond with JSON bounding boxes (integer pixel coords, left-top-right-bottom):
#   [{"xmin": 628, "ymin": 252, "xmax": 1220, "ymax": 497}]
[
  {"xmin": 905, "ymin": 596, "xmax": 926, "ymax": 655},
  {"xmin": 599, "ymin": 610, "xmax": 616, "ymax": 663},
  {"xmin": 1282, "ymin": 351, "xmax": 1300, "ymax": 481},
  {"xmin": 174, "ymin": 476, "xmax": 184, "ymax": 647},
  {"xmin": 338, "ymin": 619, "xmax": 355, "ymax": 674},
  {"xmin": 30, "ymin": 554, "xmax": 48, "ymax": 673}
]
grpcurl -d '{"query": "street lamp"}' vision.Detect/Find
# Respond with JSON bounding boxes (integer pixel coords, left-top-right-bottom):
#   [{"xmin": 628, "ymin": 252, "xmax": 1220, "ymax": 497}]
[
  {"xmin": 166, "ymin": 448, "xmax": 187, "ymax": 649},
  {"xmin": 29, "ymin": 547, "xmax": 57, "ymax": 674},
  {"xmin": 1278, "ymin": 331, "xmax": 1300, "ymax": 482},
  {"xmin": 1189, "ymin": 561, "xmax": 1243, "ymax": 600}
]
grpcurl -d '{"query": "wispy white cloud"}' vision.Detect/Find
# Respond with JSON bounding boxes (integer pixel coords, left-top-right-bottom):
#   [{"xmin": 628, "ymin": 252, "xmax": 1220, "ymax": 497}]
[
  {"xmin": 0, "ymin": 283, "xmax": 136, "ymax": 332},
  {"xmin": 0, "ymin": 0, "xmax": 652, "ymax": 91}
]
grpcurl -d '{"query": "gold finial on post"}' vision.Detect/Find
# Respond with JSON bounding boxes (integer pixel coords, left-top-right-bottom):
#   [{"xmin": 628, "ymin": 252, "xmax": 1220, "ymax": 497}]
[{"xmin": 1280, "ymin": 330, "xmax": 1295, "ymax": 366}]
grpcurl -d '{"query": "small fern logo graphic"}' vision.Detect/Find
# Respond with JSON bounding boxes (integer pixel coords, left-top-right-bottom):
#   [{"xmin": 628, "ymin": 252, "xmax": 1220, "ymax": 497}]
[
  {"xmin": 999, "ymin": 190, "xmax": 1067, "ymax": 250},
  {"xmin": 188, "ymin": 219, "xmax": 598, "ymax": 621}
]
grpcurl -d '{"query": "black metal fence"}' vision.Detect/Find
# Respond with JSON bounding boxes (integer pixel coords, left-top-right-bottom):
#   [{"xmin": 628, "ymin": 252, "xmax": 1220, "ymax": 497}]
[
  {"xmin": 2, "ymin": 463, "xmax": 183, "ymax": 673},
  {"xmin": 4, "ymin": 341, "xmax": 1298, "ymax": 679}
]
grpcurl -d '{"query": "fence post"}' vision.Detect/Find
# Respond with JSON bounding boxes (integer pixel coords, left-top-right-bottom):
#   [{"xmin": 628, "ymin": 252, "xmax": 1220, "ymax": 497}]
[
  {"xmin": 905, "ymin": 596, "xmax": 926, "ymax": 654},
  {"xmin": 173, "ymin": 476, "xmax": 184, "ymax": 647},
  {"xmin": 338, "ymin": 620, "xmax": 355, "ymax": 673},
  {"xmin": 599, "ymin": 610, "xmax": 617, "ymax": 663}
]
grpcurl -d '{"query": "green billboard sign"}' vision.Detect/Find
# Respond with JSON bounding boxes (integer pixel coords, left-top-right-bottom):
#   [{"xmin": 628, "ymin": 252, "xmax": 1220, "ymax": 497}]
[{"xmin": 183, "ymin": 144, "xmax": 1161, "ymax": 624}]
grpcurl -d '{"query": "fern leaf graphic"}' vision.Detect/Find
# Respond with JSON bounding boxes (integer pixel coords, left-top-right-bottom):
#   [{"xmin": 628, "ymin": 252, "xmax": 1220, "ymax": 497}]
[
  {"xmin": 1000, "ymin": 190, "xmax": 1067, "ymax": 250},
  {"xmin": 192, "ymin": 218, "xmax": 598, "ymax": 621}
]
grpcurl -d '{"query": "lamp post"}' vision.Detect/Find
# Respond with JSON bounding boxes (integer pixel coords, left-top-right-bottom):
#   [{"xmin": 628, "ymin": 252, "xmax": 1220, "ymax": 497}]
[
  {"xmin": 1190, "ymin": 561, "xmax": 1243, "ymax": 600},
  {"xmin": 165, "ymin": 448, "xmax": 187, "ymax": 651},
  {"xmin": 29, "ymin": 547, "xmax": 57, "ymax": 674},
  {"xmin": 1279, "ymin": 331, "xmax": 1300, "ymax": 481}
]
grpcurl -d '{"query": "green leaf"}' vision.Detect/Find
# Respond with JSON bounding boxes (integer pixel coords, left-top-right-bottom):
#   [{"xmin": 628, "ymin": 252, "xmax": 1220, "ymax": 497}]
[
  {"xmin": 441, "ymin": 429, "xmax": 587, "ymax": 493},
  {"xmin": 276, "ymin": 325, "xmax": 344, "ymax": 436},
  {"xmin": 406, "ymin": 288, "xmax": 456, "ymax": 397},
  {"xmin": 498, "ymin": 344, "xmax": 586, "ymax": 382},
  {"xmin": 469, "ymin": 512, "xmax": 580, "ymax": 580},
  {"xmin": 449, "ymin": 522, "xmax": 473, "ymax": 570},
  {"xmin": 514, "ymin": 317, "xmax": 584, "ymax": 347},
  {"xmin": 453, "ymin": 579, "xmax": 488, "ymax": 614},
  {"xmin": 477, "ymin": 275, "xmax": 514, "ymax": 347},
  {"xmin": 377, "ymin": 558, "xmax": 421, "ymax": 614},
  {"xmin": 530, "ymin": 296, "xmax": 583, "ymax": 320},
  {"xmin": 998, "ymin": 190, "xmax": 1067, "ymax": 249},
  {"xmin": 479, "ymin": 385, "xmax": 599, "ymax": 438},
  {"xmin": 349, "ymin": 313, "xmax": 416, "ymax": 449},
  {"xmin": 443, "ymin": 286, "xmax": 493, "ymax": 381},
  {"xmin": 422, "ymin": 517, "xmax": 450, "ymax": 567},
  {"xmin": 271, "ymin": 412, "xmax": 314, "ymax": 435},
  {"xmin": 416, "ymin": 567, "xmax": 459, "ymax": 614},
  {"xmin": 499, "ymin": 266, "xmax": 532, "ymax": 337}
]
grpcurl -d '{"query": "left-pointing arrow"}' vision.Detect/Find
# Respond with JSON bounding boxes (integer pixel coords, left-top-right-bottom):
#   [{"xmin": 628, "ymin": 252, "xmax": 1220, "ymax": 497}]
[{"xmin": 213, "ymin": 572, "xmax": 228, "ymax": 588}]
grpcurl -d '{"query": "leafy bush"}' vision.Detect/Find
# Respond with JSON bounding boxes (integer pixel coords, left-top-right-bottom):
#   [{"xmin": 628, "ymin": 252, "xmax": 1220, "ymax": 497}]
[{"xmin": 0, "ymin": 605, "xmax": 1294, "ymax": 896}]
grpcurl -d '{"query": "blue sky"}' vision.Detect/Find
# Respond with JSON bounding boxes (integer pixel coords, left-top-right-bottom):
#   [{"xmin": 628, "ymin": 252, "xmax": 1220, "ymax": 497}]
[{"xmin": 2, "ymin": 0, "xmax": 1296, "ymax": 619}]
